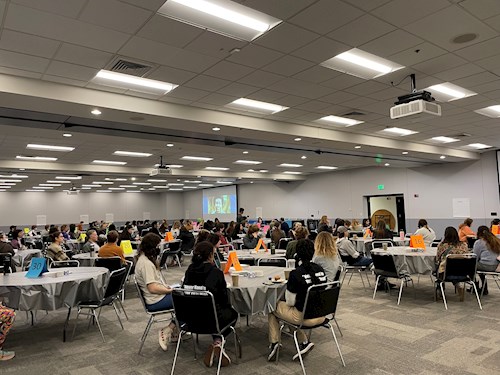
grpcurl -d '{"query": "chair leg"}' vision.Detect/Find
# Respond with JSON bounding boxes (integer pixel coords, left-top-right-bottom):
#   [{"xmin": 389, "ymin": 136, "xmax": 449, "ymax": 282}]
[
  {"xmin": 230, "ymin": 326, "xmax": 242, "ymax": 360},
  {"xmin": 328, "ymin": 322, "xmax": 346, "ymax": 367},
  {"xmin": 333, "ymin": 317, "xmax": 343, "ymax": 337},
  {"xmin": 170, "ymin": 330, "xmax": 183, "ymax": 375},
  {"xmin": 358, "ymin": 269, "xmax": 366, "ymax": 290},
  {"xmin": 117, "ymin": 298, "xmax": 129, "ymax": 320},
  {"xmin": 440, "ymin": 282, "xmax": 448, "ymax": 310},
  {"xmin": 397, "ymin": 279, "xmax": 404, "ymax": 305},
  {"xmin": 372, "ymin": 275, "xmax": 381, "ymax": 300},
  {"xmin": 470, "ymin": 281, "xmax": 483, "ymax": 310},
  {"xmin": 364, "ymin": 270, "xmax": 371, "ymax": 287},
  {"xmin": 138, "ymin": 316, "xmax": 154, "ymax": 354},
  {"xmin": 176, "ymin": 254, "xmax": 182, "ymax": 267},
  {"xmin": 347, "ymin": 271, "xmax": 354, "ymax": 285},
  {"xmin": 92, "ymin": 309, "xmax": 106, "ymax": 342},
  {"xmin": 216, "ymin": 337, "xmax": 225, "ymax": 375},
  {"xmin": 276, "ymin": 324, "xmax": 285, "ymax": 363},
  {"xmin": 112, "ymin": 302, "xmax": 124, "ymax": 330},
  {"xmin": 293, "ymin": 330, "xmax": 307, "ymax": 375},
  {"xmin": 72, "ymin": 308, "xmax": 81, "ymax": 340},
  {"xmin": 340, "ymin": 270, "xmax": 347, "ymax": 287}
]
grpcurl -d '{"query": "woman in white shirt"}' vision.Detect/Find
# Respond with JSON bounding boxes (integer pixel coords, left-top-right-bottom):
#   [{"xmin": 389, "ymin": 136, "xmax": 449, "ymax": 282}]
[{"xmin": 414, "ymin": 219, "xmax": 436, "ymax": 244}]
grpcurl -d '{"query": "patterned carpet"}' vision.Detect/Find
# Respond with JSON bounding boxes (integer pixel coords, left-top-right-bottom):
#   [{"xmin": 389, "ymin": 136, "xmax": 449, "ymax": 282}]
[{"xmin": 2, "ymin": 265, "xmax": 499, "ymax": 375}]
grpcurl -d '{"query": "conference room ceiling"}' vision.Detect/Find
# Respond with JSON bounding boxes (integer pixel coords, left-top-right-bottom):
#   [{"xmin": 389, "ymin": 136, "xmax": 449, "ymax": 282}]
[{"xmin": 0, "ymin": 0, "xmax": 498, "ymax": 192}]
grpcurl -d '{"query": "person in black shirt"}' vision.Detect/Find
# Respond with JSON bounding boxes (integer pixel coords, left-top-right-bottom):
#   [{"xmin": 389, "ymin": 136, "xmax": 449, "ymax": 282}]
[
  {"xmin": 268, "ymin": 239, "xmax": 327, "ymax": 361},
  {"xmin": 183, "ymin": 241, "xmax": 237, "ymax": 368},
  {"xmin": 280, "ymin": 218, "xmax": 290, "ymax": 235},
  {"xmin": 178, "ymin": 220, "xmax": 195, "ymax": 259},
  {"xmin": 149, "ymin": 221, "xmax": 162, "ymax": 237}
]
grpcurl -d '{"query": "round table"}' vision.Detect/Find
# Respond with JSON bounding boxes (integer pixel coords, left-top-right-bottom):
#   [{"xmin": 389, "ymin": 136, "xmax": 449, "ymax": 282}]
[
  {"xmin": 371, "ymin": 246, "xmax": 436, "ymax": 274},
  {"xmin": 353, "ymin": 237, "xmax": 410, "ymax": 254},
  {"xmin": 226, "ymin": 266, "xmax": 287, "ymax": 315},
  {"xmin": 73, "ymin": 251, "xmax": 137, "ymax": 266}
]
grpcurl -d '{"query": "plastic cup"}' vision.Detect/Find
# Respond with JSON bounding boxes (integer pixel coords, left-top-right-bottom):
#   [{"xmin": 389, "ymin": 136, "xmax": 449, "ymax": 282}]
[
  {"xmin": 220, "ymin": 261, "xmax": 227, "ymax": 271},
  {"xmin": 284, "ymin": 269, "xmax": 292, "ymax": 280},
  {"xmin": 383, "ymin": 243, "xmax": 388, "ymax": 251},
  {"xmin": 231, "ymin": 274, "xmax": 240, "ymax": 287},
  {"xmin": 286, "ymin": 259, "xmax": 296, "ymax": 269}
]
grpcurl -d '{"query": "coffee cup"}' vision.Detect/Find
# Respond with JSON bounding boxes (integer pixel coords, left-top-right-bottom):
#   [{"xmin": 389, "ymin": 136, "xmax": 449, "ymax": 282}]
[
  {"xmin": 220, "ymin": 261, "xmax": 227, "ymax": 271},
  {"xmin": 231, "ymin": 274, "xmax": 239, "ymax": 287},
  {"xmin": 383, "ymin": 243, "xmax": 388, "ymax": 251},
  {"xmin": 353, "ymin": 234, "xmax": 358, "ymax": 239},
  {"xmin": 286, "ymin": 259, "xmax": 296, "ymax": 269},
  {"xmin": 284, "ymin": 269, "xmax": 292, "ymax": 280}
]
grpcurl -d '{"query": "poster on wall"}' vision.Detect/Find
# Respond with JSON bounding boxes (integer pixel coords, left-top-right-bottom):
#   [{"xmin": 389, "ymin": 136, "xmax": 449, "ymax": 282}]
[
  {"xmin": 452, "ymin": 198, "xmax": 470, "ymax": 218},
  {"xmin": 105, "ymin": 213, "xmax": 114, "ymax": 223},
  {"xmin": 36, "ymin": 215, "xmax": 47, "ymax": 226},
  {"xmin": 143, "ymin": 212, "xmax": 151, "ymax": 221},
  {"xmin": 79, "ymin": 215, "xmax": 89, "ymax": 224}
]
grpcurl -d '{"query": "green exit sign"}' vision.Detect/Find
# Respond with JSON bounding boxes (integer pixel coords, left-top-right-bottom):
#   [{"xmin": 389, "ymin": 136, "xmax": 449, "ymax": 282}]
[{"xmin": 377, "ymin": 184, "xmax": 385, "ymax": 190}]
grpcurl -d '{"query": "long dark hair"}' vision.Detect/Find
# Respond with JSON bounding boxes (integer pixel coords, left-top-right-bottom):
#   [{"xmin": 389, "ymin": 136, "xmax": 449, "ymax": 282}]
[
  {"xmin": 373, "ymin": 220, "xmax": 387, "ymax": 238},
  {"xmin": 138, "ymin": 233, "xmax": 162, "ymax": 267},
  {"xmin": 477, "ymin": 225, "xmax": 500, "ymax": 254},
  {"xmin": 296, "ymin": 239, "xmax": 322, "ymax": 283},
  {"xmin": 192, "ymin": 241, "xmax": 215, "ymax": 265},
  {"xmin": 443, "ymin": 226, "xmax": 460, "ymax": 246}
]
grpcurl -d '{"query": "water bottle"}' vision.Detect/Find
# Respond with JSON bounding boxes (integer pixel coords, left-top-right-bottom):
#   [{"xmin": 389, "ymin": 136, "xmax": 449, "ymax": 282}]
[
  {"xmin": 3, "ymin": 254, "xmax": 11, "ymax": 275},
  {"xmin": 399, "ymin": 230, "xmax": 405, "ymax": 240},
  {"xmin": 270, "ymin": 242, "xmax": 276, "ymax": 255}
]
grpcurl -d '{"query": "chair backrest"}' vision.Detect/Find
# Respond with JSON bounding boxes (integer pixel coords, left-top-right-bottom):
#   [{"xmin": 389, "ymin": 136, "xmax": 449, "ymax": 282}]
[
  {"xmin": 278, "ymin": 238, "xmax": 292, "ymax": 250},
  {"xmin": 171, "ymin": 288, "xmax": 220, "ymax": 335},
  {"xmin": 104, "ymin": 267, "xmax": 127, "ymax": 299},
  {"xmin": 135, "ymin": 279, "xmax": 152, "ymax": 313},
  {"xmin": 371, "ymin": 252, "xmax": 399, "ymax": 277},
  {"xmin": 50, "ymin": 260, "xmax": 80, "ymax": 268},
  {"xmin": 302, "ymin": 281, "xmax": 341, "ymax": 321},
  {"xmin": 430, "ymin": 240, "xmax": 441, "ymax": 248},
  {"xmin": 0, "ymin": 253, "xmax": 12, "ymax": 273},
  {"xmin": 166, "ymin": 240, "xmax": 181, "ymax": 252},
  {"xmin": 444, "ymin": 254, "xmax": 477, "ymax": 281},
  {"xmin": 371, "ymin": 240, "xmax": 394, "ymax": 250},
  {"xmin": 257, "ymin": 257, "xmax": 286, "ymax": 267},
  {"xmin": 140, "ymin": 228, "xmax": 151, "ymax": 237},
  {"xmin": 95, "ymin": 256, "xmax": 123, "ymax": 271},
  {"xmin": 466, "ymin": 237, "xmax": 477, "ymax": 249}
]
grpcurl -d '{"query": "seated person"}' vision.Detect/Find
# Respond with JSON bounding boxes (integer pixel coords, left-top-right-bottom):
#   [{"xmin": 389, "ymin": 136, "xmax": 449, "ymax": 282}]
[
  {"xmin": 60, "ymin": 224, "xmax": 71, "ymax": 241},
  {"xmin": 82, "ymin": 229, "xmax": 100, "ymax": 253},
  {"xmin": 149, "ymin": 221, "xmax": 162, "ymax": 236},
  {"xmin": 135, "ymin": 233, "xmax": 177, "ymax": 351},
  {"xmin": 458, "ymin": 218, "xmax": 476, "ymax": 242},
  {"xmin": 214, "ymin": 223, "xmax": 228, "ymax": 246},
  {"xmin": 178, "ymin": 220, "xmax": 195, "ymax": 255},
  {"xmin": 286, "ymin": 226, "xmax": 310, "ymax": 259},
  {"xmin": 10, "ymin": 229, "xmax": 26, "ymax": 251},
  {"xmin": 269, "ymin": 221, "xmax": 286, "ymax": 248},
  {"xmin": 27, "ymin": 225, "xmax": 38, "ymax": 237},
  {"xmin": 372, "ymin": 220, "xmax": 393, "ymax": 240},
  {"xmin": 183, "ymin": 241, "xmax": 238, "ymax": 368},
  {"xmin": 118, "ymin": 225, "xmax": 135, "ymax": 246},
  {"xmin": 473, "ymin": 226, "xmax": 500, "ymax": 295},
  {"xmin": 0, "ymin": 232, "xmax": 16, "ymax": 271},
  {"xmin": 0, "ymin": 302, "xmax": 16, "ymax": 361},
  {"xmin": 317, "ymin": 215, "xmax": 333, "ymax": 234},
  {"xmin": 46, "ymin": 231, "xmax": 70, "ymax": 261},
  {"xmin": 242, "ymin": 224, "xmax": 260, "ymax": 249},
  {"xmin": 98, "ymin": 230, "xmax": 126, "ymax": 264},
  {"xmin": 313, "ymin": 231, "xmax": 340, "ymax": 282},
  {"xmin": 268, "ymin": 239, "xmax": 327, "ymax": 361},
  {"xmin": 336, "ymin": 226, "xmax": 372, "ymax": 267},
  {"xmin": 413, "ymin": 219, "xmax": 436, "ymax": 244}
]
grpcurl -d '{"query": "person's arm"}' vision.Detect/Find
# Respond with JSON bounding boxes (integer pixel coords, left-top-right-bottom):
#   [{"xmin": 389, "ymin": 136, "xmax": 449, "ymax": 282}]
[
  {"xmin": 472, "ymin": 241, "xmax": 481, "ymax": 260},
  {"xmin": 343, "ymin": 240, "xmax": 359, "ymax": 258},
  {"xmin": 285, "ymin": 271, "xmax": 299, "ymax": 306},
  {"xmin": 147, "ymin": 282, "xmax": 172, "ymax": 295}
]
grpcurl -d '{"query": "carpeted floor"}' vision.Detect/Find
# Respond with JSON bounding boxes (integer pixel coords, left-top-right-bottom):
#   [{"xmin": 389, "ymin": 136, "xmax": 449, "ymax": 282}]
[{"xmin": 2, "ymin": 266, "xmax": 499, "ymax": 375}]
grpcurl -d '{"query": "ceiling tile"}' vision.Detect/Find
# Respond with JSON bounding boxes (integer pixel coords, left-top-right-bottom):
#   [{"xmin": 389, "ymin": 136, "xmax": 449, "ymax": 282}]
[
  {"xmin": 454, "ymin": 71, "xmax": 500, "ymax": 89},
  {"xmin": 137, "ymin": 15, "xmax": 203, "ymax": 48},
  {"xmin": 227, "ymin": 44, "xmax": 283, "ymax": 68},
  {"xmin": 454, "ymin": 37, "xmax": 500, "ymax": 62},
  {"xmin": 319, "ymin": 91, "xmax": 357, "ymax": 105},
  {"xmin": 238, "ymin": 70, "xmax": 285, "ymax": 88},
  {"xmin": 0, "ymin": 49, "xmax": 49, "ymax": 73},
  {"xmin": 294, "ymin": 100, "xmax": 331, "ymax": 112},
  {"xmin": 0, "ymin": 30, "xmax": 60, "ymax": 59},
  {"xmin": 269, "ymin": 78, "xmax": 334, "ymax": 99},
  {"xmin": 288, "ymin": 0, "xmax": 364, "ymax": 35},
  {"xmin": 6, "ymin": 4, "xmax": 130, "ymax": 53},
  {"xmin": 291, "ymin": 37, "xmax": 349, "ymax": 63},
  {"xmin": 79, "ymin": 0, "xmax": 152, "ymax": 34},
  {"xmin": 184, "ymin": 31, "xmax": 247, "ymax": 59},
  {"xmin": 459, "ymin": 0, "xmax": 500, "ymax": 20},
  {"xmin": 240, "ymin": 0, "xmax": 317, "ymax": 20},
  {"xmin": 120, "ymin": 0, "xmax": 165, "ymax": 12},
  {"xmin": 485, "ymin": 13, "xmax": 500, "ymax": 32},
  {"xmin": 262, "ymin": 55, "xmax": 314, "ymax": 76},
  {"xmin": 412, "ymin": 54, "xmax": 468, "ymax": 75},
  {"xmin": 146, "ymin": 65, "xmax": 197, "ymax": 85},
  {"xmin": 372, "ymin": 0, "xmax": 450, "ymax": 27},
  {"xmin": 276, "ymin": 95, "xmax": 310, "ymax": 107},
  {"xmin": 12, "ymin": 0, "xmax": 87, "ymax": 18},
  {"xmin": 246, "ymin": 89, "xmax": 288, "ymax": 102},
  {"xmin": 168, "ymin": 86, "xmax": 211, "ymax": 101},
  {"xmin": 339, "ymin": 96, "xmax": 379, "ymax": 110},
  {"xmin": 217, "ymin": 82, "xmax": 259, "ymax": 97},
  {"xmin": 204, "ymin": 61, "xmax": 254, "ymax": 81},
  {"xmin": 390, "ymin": 42, "xmax": 447, "ymax": 67},
  {"xmin": 45, "ymin": 60, "xmax": 97, "ymax": 81},
  {"xmin": 404, "ymin": 6, "xmax": 498, "ymax": 52},
  {"xmin": 184, "ymin": 75, "xmax": 231, "ymax": 92},
  {"xmin": 254, "ymin": 22, "xmax": 319, "ymax": 54},
  {"xmin": 344, "ymin": 81, "xmax": 390, "ymax": 96},
  {"xmin": 293, "ymin": 65, "xmax": 342, "ymax": 84},
  {"xmin": 54, "ymin": 43, "xmax": 113, "ymax": 69},
  {"xmin": 361, "ymin": 29, "xmax": 423, "ymax": 56},
  {"xmin": 0, "ymin": 65, "xmax": 42, "ymax": 79},
  {"xmin": 474, "ymin": 54, "xmax": 500, "ymax": 75},
  {"xmin": 342, "ymin": 0, "xmax": 391, "ymax": 11},
  {"xmin": 328, "ymin": 14, "xmax": 395, "ymax": 47},
  {"xmin": 42, "ymin": 74, "xmax": 87, "ymax": 87},
  {"xmin": 321, "ymin": 74, "xmax": 365, "ymax": 90},
  {"xmin": 198, "ymin": 93, "xmax": 236, "ymax": 106},
  {"xmin": 434, "ymin": 63, "xmax": 484, "ymax": 82},
  {"xmin": 470, "ymin": 80, "xmax": 500, "ymax": 94}
]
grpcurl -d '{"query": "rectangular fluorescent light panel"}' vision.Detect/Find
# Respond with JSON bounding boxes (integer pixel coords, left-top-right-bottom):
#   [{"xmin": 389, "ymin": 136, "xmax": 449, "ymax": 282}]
[
  {"xmin": 16, "ymin": 155, "xmax": 57, "ymax": 161},
  {"xmin": 113, "ymin": 151, "xmax": 152, "ymax": 157},
  {"xmin": 317, "ymin": 115, "xmax": 364, "ymax": 127},
  {"xmin": 158, "ymin": 0, "xmax": 282, "ymax": 42},
  {"xmin": 92, "ymin": 70, "xmax": 177, "ymax": 95},
  {"xmin": 147, "ymin": 179, "xmax": 168, "ymax": 182},
  {"xmin": 468, "ymin": 143, "xmax": 491, "ymax": 149},
  {"xmin": 227, "ymin": 98, "xmax": 288, "ymax": 114},
  {"xmin": 184, "ymin": 180, "xmax": 202, "ymax": 183},
  {"xmin": 92, "ymin": 160, "xmax": 127, "ymax": 165},
  {"xmin": 205, "ymin": 167, "xmax": 229, "ymax": 171},
  {"xmin": 199, "ymin": 183, "xmax": 214, "ymax": 187},
  {"xmin": 431, "ymin": 136, "xmax": 460, "ymax": 143},
  {"xmin": 234, "ymin": 160, "xmax": 262, "ymax": 165},
  {"xmin": 474, "ymin": 105, "xmax": 500, "ymax": 118},
  {"xmin": 283, "ymin": 171, "xmax": 302, "ymax": 175},
  {"xmin": 426, "ymin": 82, "xmax": 476, "ymax": 102},
  {"xmin": 321, "ymin": 48, "xmax": 404, "ymax": 79},
  {"xmin": 133, "ymin": 182, "xmax": 151, "ymax": 186},
  {"xmin": 93, "ymin": 181, "xmax": 114, "ymax": 185},
  {"xmin": 105, "ymin": 178, "xmax": 128, "ymax": 181},
  {"xmin": 381, "ymin": 127, "xmax": 418, "ymax": 136},
  {"xmin": 56, "ymin": 176, "xmax": 81, "ymax": 180},
  {"xmin": 181, "ymin": 156, "xmax": 213, "ymax": 161},
  {"xmin": 316, "ymin": 166, "xmax": 338, "ymax": 170},
  {"xmin": 120, "ymin": 185, "xmax": 138, "ymax": 188},
  {"xmin": 0, "ymin": 174, "xmax": 28, "ymax": 178},
  {"xmin": 47, "ymin": 180, "xmax": 71, "ymax": 183},
  {"xmin": 278, "ymin": 163, "xmax": 302, "ymax": 168},
  {"xmin": 26, "ymin": 144, "xmax": 74, "ymax": 152},
  {"xmin": 39, "ymin": 184, "xmax": 61, "ymax": 187}
]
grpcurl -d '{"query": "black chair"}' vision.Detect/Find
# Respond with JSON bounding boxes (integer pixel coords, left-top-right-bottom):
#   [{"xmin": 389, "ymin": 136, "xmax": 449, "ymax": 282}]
[
  {"xmin": 430, "ymin": 239, "xmax": 441, "ymax": 248},
  {"xmin": 49, "ymin": 259, "xmax": 80, "ymax": 268},
  {"xmin": 274, "ymin": 282, "xmax": 345, "ymax": 375},
  {"xmin": 257, "ymin": 257, "xmax": 286, "ymax": 267},
  {"xmin": 436, "ymin": 254, "xmax": 482, "ymax": 310},
  {"xmin": 0, "ymin": 253, "xmax": 15, "ymax": 273},
  {"xmin": 370, "ymin": 240, "xmax": 394, "ymax": 250},
  {"xmin": 95, "ymin": 256, "xmax": 123, "ymax": 271},
  {"xmin": 466, "ymin": 237, "xmax": 477, "ymax": 249},
  {"xmin": 72, "ymin": 267, "xmax": 128, "ymax": 342},
  {"xmin": 278, "ymin": 238, "xmax": 292, "ymax": 250},
  {"xmin": 135, "ymin": 280, "xmax": 175, "ymax": 354},
  {"xmin": 339, "ymin": 254, "xmax": 371, "ymax": 290},
  {"xmin": 170, "ymin": 288, "xmax": 241, "ymax": 375},
  {"xmin": 371, "ymin": 252, "xmax": 414, "ymax": 305},
  {"xmin": 162, "ymin": 241, "xmax": 183, "ymax": 268},
  {"xmin": 476, "ymin": 270, "xmax": 500, "ymax": 297}
]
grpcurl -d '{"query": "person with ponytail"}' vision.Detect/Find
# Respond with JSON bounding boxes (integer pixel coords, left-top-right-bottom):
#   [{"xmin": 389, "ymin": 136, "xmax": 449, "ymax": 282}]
[
  {"xmin": 182, "ymin": 241, "xmax": 237, "ymax": 369},
  {"xmin": 267, "ymin": 239, "xmax": 327, "ymax": 362},
  {"xmin": 473, "ymin": 226, "xmax": 500, "ymax": 295},
  {"xmin": 413, "ymin": 219, "xmax": 436, "ymax": 244},
  {"xmin": 135, "ymin": 233, "xmax": 177, "ymax": 351}
]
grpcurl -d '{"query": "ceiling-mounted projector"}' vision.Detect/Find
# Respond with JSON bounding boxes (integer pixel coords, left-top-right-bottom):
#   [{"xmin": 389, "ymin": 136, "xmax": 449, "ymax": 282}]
[
  {"xmin": 65, "ymin": 186, "xmax": 80, "ymax": 195},
  {"xmin": 150, "ymin": 155, "xmax": 172, "ymax": 177},
  {"xmin": 390, "ymin": 74, "xmax": 441, "ymax": 120}
]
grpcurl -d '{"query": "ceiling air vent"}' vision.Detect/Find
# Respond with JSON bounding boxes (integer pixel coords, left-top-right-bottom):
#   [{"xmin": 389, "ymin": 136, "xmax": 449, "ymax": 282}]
[{"xmin": 108, "ymin": 58, "xmax": 153, "ymax": 77}]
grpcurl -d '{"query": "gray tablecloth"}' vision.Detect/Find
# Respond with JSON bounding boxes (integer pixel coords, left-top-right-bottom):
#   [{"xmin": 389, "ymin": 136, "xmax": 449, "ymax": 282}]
[
  {"xmin": 371, "ymin": 246, "xmax": 436, "ymax": 274},
  {"xmin": 354, "ymin": 237, "xmax": 410, "ymax": 254},
  {"xmin": 13, "ymin": 249, "xmax": 42, "ymax": 268},
  {"xmin": 0, "ymin": 267, "xmax": 109, "ymax": 310},
  {"xmin": 72, "ymin": 251, "xmax": 137, "ymax": 266},
  {"xmin": 226, "ymin": 266, "xmax": 287, "ymax": 315}
]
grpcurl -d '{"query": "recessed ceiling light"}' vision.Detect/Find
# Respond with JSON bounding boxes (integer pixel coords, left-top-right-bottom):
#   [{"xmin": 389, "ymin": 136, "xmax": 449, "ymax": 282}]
[
  {"xmin": 113, "ymin": 151, "xmax": 152, "ymax": 157},
  {"xmin": 301, "ymin": 156, "xmax": 307, "ymax": 160},
  {"xmin": 212, "ymin": 127, "xmax": 221, "ymax": 131},
  {"xmin": 354, "ymin": 145, "xmax": 361, "ymax": 149},
  {"xmin": 184, "ymin": 180, "xmax": 202, "ymax": 183},
  {"xmin": 474, "ymin": 105, "xmax": 500, "ymax": 118},
  {"xmin": 183, "ymin": 186, "xmax": 197, "ymax": 189},
  {"xmin": 120, "ymin": 185, "xmax": 137, "ymax": 188},
  {"xmin": 169, "ymin": 188, "xmax": 182, "ymax": 191},
  {"xmin": 16, "ymin": 155, "xmax": 58, "ymax": 161},
  {"xmin": 153, "ymin": 185, "xmax": 169, "ymax": 189},
  {"xmin": 147, "ymin": 179, "xmax": 168, "ymax": 183},
  {"xmin": 181, "ymin": 156, "xmax": 213, "ymax": 161},
  {"xmin": 467, "ymin": 143, "xmax": 491, "ymax": 149},
  {"xmin": 321, "ymin": 48, "xmax": 404, "ymax": 79},
  {"xmin": 92, "ymin": 70, "xmax": 177, "ymax": 95},
  {"xmin": 242, "ymin": 151, "xmax": 249, "ymax": 154},
  {"xmin": 426, "ymin": 82, "xmax": 476, "ymax": 102},
  {"xmin": 19, "ymin": 168, "xmax": 26, "ymax": 171},
  {"xmin": 133, "ymin": 182, "xmax": 151, "ymax": 186},
  {"xmin": 0, "ymin": 182, "xmax": 16, "ymax": 185},
  {"xmin": 105, "ymin": 178, "xmax": 128, "ymax": 181},
  {"xmin": 294, "ymin": 138, "xmax": 302, "ymax": 142},
  {"xmin": 283, "ymin": 171, "xmax": 302, "ymax": 175},
  {"xmin": 93, "ymin": 181, "xmax": 113, "ymax": 185},
  {"xmin": 205, "ymin": 167, "xmax": 229, "ymax": 171},
  {"xmin": 126, "ymin": 190, "xmax": 141, "ymax": 193},
  {"xmin": 402, "ymin": 151, "xmax": 408, "ymax": 155},
  {"xmin": 317, "ymin": 115, "xmax": 364, "ymax": 127},
  {"xmin": 431, "ymin": 136, "xmax": 460, "ymax": 143},
  {"xmin": 381, "ymin": 127, "xmax": 418, "ymax": 136},
  {"xmin": 199, "ymin": 183, "xmax": 214, "ymax": 187},
  {"xmin": 47, "ymin": 180, "xmax": 70, "ymax": 183},
  {"xmin": 384, "ymin": 163, "xmax": 390, "ymax": 166},
  {"xmin": 92, "ymin": 160, "xmax": 127, "ymax": 165},
  {"xmin": 166, "ymin": 164, "xmax": 183, "ymax": 168},
  {"xmin": 234, "ymin": 160, "xmax": 262, "ymax": 165},
  {"xmin": 96, "ymin": 190, "xmax": 112, "ymax": 193},
  {"xmin": 166, "ymin": 143, "xmax": 174, "ymax": 147},
  {"xmin": 158, "ymin": 0, "xmax": 282, "ymax": 41},
  {"xmin": 250, "ymin": 181, "xmax": 254, "ymax": 184},
  {"xmin": 440, "ymin": 155, "xmax": 446, "ymax": 159},
  {"xmin": 227, "ymin": 98, "xmax": 288, "ymax": 114},
  {"xmin": 26, "ymin": 144, "xmax": 74, "ymax": 152},
  {"xmin": 168, "ymin": 183, "xmax": 184, "ymax": 186},
  {"xmin": 62, "ymin": 133, "xmax": 72, "ymax": 138},
  {"xmin": 0, "ymin": 174, "xmax": 28, "ymax": 178},
  {"xmin": 316, "ymin": 166, "xmax": 338, "ymax": 170},
  {"xmin": 216, "ymin": 181, "xmax": 232, "ymax": 184},
  {"xmin": 32, "ymin": 186, "xmax": 52, "ymax": 189},
  {"xmin": 56, "ymin": 176, "xmax": 81, "ymax": 180},
  {"xmin": 131, "ymin": 177, "xmax": 136, "ymax": 181},
  {"xmin": 82, "ymin": 184, "xmax": 101, "ymax": 188},
  {"xmin": 278, "ymin": 163, "xmax": 302, "ymax": 168},
  {"xmin": 91, "ymin": 109, "xmax": 102, "ymax": 115},
  {"xmin": 259, "ymin": 169, "xmax": 268, "ymax": 173},
  {"xmin": 108, "ymin": 187, "xmax": 125, "ymax": 191}
]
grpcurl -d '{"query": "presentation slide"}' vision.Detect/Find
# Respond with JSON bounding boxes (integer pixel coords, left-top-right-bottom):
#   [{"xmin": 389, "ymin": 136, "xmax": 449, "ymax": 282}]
[{"xmin": 202, "ymin": 185, "xmax": 237, "ymax": 222}]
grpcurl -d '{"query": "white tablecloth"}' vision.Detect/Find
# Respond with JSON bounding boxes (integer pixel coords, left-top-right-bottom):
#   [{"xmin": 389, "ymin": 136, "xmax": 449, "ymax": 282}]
[
  {"xmin": 371, "ymin": 246, "xmax": 436, "ymax": 274},
  {"xmin": 353, "ymin": 237, "xmax": 410, "ymax": 254},
  {"xmin": 72, "ymin": 251, "xmax": 137, "ymax": 266},
  {"xmin": 13, "ymin": 249, "xmax": 42, "ymax": 268}
]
